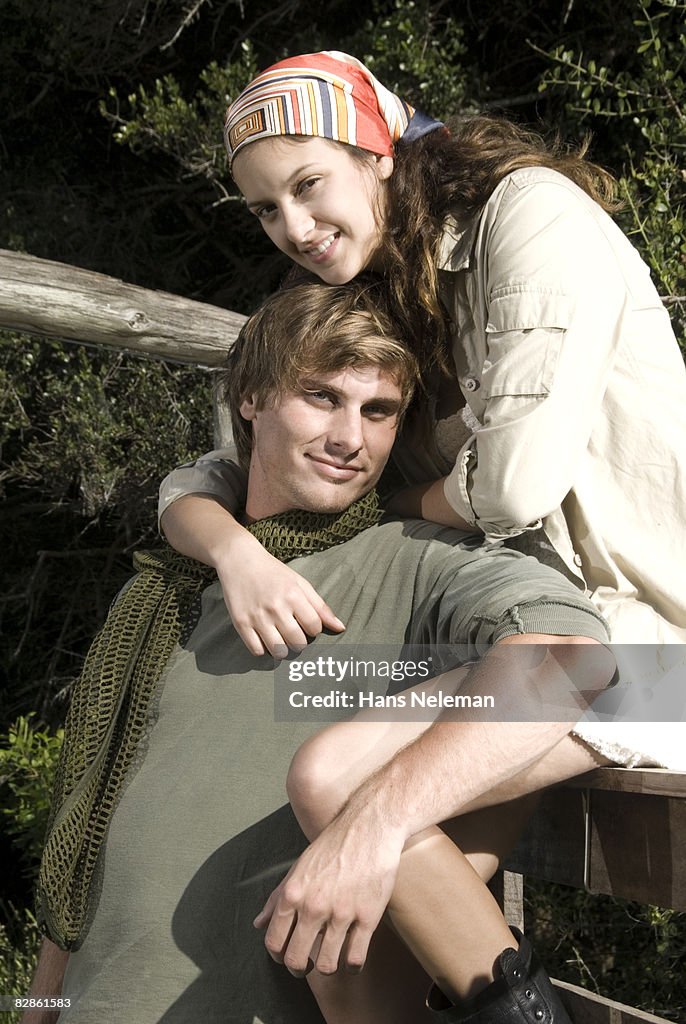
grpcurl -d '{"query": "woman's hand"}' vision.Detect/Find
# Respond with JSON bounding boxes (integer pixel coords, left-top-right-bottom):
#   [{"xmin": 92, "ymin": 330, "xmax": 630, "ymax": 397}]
[
  {"xmin": 161, "ymin": 495, "xmax": 344, "ymax": 657},
  {"xmin": 214, "ymin": 530, "xmax": 345, "ymax": 657}
]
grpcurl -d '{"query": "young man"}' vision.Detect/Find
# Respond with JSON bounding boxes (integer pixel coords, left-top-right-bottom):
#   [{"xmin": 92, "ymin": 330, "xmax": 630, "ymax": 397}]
[{"xmin": 27, "ymin": 280, "xmax": 611, "ymax": 1024}]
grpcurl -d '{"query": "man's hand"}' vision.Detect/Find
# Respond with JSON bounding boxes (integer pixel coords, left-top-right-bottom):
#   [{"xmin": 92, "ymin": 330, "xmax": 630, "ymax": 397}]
[{"xmin": 254, "ymin": 807, "xmax": 405, "ymax": 976}]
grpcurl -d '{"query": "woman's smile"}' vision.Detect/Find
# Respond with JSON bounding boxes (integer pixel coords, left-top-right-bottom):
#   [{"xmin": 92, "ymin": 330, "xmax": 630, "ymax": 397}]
[
  {"xmin": 301, "ymin": 231, "xmax": 340, "ymax": 260},
  {"xmin": 233, "ymin": 136, "xmax": 393, "ymax": 284}
]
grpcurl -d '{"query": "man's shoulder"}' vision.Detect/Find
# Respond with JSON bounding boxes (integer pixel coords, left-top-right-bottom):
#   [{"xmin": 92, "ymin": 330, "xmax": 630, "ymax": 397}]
[{"xmin": 289, "ymin": 516, "xmax": 479, "ymax": 572}]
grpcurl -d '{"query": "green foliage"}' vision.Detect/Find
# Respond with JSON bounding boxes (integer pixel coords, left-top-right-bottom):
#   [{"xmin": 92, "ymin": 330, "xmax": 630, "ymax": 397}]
[
  {"xmin": 104, "ymin": 46, "xmax": 258, "ymax": 182},
  {"xmin": 346, "ymin": 1, "xmax": 469, "ymax": 115},
  {"xmin": 1, "ymin": 335, "xmax": 212, "ymax": 517},
  {"xmin": 0, "ymin": 332, "xmax": 213, "ymax": 730},
  {"xmin": 0, "ymin": 715, "xmax": 62, "ymax": 1017},
  {"xmin": 0, "ymin": 906, "xmax": 43, "ymax": 1023},
  {"xmin": 0, "ymin": 716, "xmax": 63, "ymax": 875},
  {"xmin": 536, "ymin": 0, "xmax": 685, "ymax": 340},
  {"xmin": 527, "ymin": 882, "xmax": 686, "ymax": 1020}
]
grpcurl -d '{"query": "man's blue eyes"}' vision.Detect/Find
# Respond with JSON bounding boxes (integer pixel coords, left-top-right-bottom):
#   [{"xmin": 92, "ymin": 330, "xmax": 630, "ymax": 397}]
[{"xmin": 304, "ymin": 392, "xmax": 394, "ymax": 417}]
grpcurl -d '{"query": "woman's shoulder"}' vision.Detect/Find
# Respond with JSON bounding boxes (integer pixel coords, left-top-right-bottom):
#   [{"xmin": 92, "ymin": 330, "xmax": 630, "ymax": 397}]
[
  {"xmin": 488, "ymin": 165, "xmax": 598, "ymax": 217},
  {"xmin": 478, "ymin": 165, "xmax": 624, "ymax": 262}
]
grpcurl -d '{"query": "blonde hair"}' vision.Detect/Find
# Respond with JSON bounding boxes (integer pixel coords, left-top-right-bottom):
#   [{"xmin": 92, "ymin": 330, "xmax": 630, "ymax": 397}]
[{"xmin": 222, "ymin": 279, "xmax": 419, "ymax": 467}]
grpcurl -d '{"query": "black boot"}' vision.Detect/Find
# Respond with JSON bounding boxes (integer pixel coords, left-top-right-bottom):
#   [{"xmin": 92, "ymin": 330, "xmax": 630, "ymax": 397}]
[{"xmin": 426, "ymin": 928, "xmax": 573, "ymax": 1024}]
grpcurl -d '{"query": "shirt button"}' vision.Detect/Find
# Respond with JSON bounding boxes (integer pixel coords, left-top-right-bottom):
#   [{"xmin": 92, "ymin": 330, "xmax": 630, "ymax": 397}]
[
  {"xmin": 573, "ymin": 553, "xmax": 583, "ymax": 567},
  {"xmin": 462, "ymin": 375, "xmax": 480, "ymax": 392}
]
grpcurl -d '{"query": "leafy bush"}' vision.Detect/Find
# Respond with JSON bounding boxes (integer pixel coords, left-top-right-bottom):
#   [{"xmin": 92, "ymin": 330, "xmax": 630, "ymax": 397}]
[
  {"xmin": 0, "ymin": 716, "xmax": 63, "ymax": 875},
  {"xmin": 0, "ymin": 333, "xmax": 213, "ymax": 723},
  {"xmin": 536, "ymin": 0, "xmax": 685, "ymax": 343},
  {"xmin": 0, "ymin": 906, "xmax": 43, "ymax": 1023},
  {"xmin": 0, "ymin": 716, "xmax": 62, "ymax": 1017},
  {"xmin": 527, "ymin": 881, "xmax": 686, "ymax": 1021}
]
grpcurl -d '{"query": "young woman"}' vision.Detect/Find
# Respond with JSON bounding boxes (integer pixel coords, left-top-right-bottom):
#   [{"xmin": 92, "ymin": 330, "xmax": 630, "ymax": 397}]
[{"xmin": 157, "ymin": 50, "xmax": 686, "ymax": 1022}]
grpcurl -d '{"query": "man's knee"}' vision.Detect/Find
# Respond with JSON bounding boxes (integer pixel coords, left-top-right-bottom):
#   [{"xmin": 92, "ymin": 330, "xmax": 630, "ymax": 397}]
[{"xmin": 287, "ymin": 731, "xmax": 348, "ymax": 839}]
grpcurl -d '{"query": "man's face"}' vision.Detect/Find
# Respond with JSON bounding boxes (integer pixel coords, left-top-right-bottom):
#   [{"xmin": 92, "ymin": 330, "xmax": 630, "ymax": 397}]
[{"xmin": 241, "ymin": 364, "xmax": 403, "ymax": 521}]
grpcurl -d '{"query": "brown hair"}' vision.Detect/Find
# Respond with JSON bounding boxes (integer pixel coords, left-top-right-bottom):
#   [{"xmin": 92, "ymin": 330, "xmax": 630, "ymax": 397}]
[
  {"xmin": 222, "ymin": 279, "xmax": 419, "ymax": 467},
  {"xmin": 368, "ymin": 114, "xmax": 619, "ymax": 372}
]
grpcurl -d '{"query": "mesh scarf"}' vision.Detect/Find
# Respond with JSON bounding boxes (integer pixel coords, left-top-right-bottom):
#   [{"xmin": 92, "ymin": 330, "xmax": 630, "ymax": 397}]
[{"xmin": 37, "ymin": 490, "xmax": 383, "ymax": 949}]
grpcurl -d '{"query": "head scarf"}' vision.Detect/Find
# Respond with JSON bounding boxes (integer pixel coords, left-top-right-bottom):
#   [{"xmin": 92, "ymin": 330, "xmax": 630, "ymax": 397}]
[{"xmin": 224, "ymin": 50, "xmax": 443, "ymax": 167}]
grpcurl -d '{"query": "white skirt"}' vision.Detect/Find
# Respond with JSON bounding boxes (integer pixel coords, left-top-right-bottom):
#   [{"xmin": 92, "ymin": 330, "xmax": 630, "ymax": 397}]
[
  {"xmin": 572, "ymin": 644, "xmax": 686, "ymax": 769},
  {"xmin": 572, "ymin": 722, "xmax": 686, "ymax": 769}
]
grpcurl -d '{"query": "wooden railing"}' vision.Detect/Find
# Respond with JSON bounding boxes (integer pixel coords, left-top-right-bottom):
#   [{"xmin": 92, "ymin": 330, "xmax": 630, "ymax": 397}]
[
  {"xmin": 0, "ymin": 248, "xmax": 246, "ymax": 446},
  {"xmin": 0, "ymin": 249, "xmax": 246, "ymax": 365},
  {"xmin": 495, "ymin": 767, "xmax": 686, "ymax": 1023}
]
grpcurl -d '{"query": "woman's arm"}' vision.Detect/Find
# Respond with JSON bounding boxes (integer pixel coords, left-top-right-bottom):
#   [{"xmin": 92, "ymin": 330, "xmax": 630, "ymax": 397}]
[
  {"xmin": 161, "ymin": 491, "xmax": 345, "ymax": 658},
  {"xmin": 158, "ymin": 446, "xmax": 247, "ymax": 523},
  {"xmin": 441, "ymin": 172, "xmax": 661, "ymax": 539},
  {"xmin": 386, "ymin": 477, "xmax": 475, "ymax": 531}
]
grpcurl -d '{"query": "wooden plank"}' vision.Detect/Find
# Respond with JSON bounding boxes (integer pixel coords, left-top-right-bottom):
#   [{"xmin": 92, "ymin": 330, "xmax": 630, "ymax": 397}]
[
  {"xmin": 505, "ymin": 787, "xmax": 686, "ymax": 910},
  {"xmin": 568, "ymin": 767, "xmax": 686, "ymax": 800},
  {"xmin": 0, "ymin": 248, "xmax": 247, "ymax": 366},
  {"xmin": 554, "ymin": 979, "xmax": 674, "ymax": 1024},
  {"xmin": 489, "ymin": 870, "xmax": 524, "ymax": 932},
  {"xmin": 212, "ymin": 379, "xmax": 234, "ymax": 448},
  {"xmin": 588, "ymin": 791, "xmax": 686, "ymax": 911},
  {"xmin": 503, "ymin": 788, "xmax": 587, "ymax": 888}
]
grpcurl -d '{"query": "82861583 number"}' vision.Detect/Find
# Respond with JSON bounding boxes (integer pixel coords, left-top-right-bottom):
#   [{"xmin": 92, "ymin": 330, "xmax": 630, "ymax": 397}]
[{"xmin": 13, "ymin": 998, "xmax": 71, "ymax": 1009}]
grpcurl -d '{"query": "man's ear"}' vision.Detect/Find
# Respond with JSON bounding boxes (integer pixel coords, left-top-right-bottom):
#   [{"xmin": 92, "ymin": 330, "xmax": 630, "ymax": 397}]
[{"xmin": 239, "ymin": 393, "xmax": 258, "ymax": 421}]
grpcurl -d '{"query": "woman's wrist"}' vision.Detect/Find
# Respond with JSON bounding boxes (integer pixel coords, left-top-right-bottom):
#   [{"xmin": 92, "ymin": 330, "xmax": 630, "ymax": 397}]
[{"xmin": 205, "ymin": 516, "xmax": 262, "ymax": 572}]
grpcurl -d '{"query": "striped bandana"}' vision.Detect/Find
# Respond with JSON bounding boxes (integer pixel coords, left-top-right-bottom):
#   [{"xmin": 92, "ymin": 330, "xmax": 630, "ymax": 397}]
[{"xmin": 224, "ymin": 51, "xmax": 438, "ymax": 167}]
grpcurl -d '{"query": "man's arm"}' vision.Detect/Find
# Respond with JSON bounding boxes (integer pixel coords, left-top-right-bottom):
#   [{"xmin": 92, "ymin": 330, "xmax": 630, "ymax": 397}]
[
  {"xmin": 256, "ymin": 638, "xmax": 615, "ymax": 974},
  {"xmin": 20, "ymin": 938, "xmax": 69, "ymax": 1024}
]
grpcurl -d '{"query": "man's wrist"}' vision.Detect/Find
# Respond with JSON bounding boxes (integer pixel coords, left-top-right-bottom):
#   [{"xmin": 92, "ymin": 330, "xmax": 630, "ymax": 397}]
[{"xmin": 340, "ymin": 768, "xmax": 413, "ymax": 849}]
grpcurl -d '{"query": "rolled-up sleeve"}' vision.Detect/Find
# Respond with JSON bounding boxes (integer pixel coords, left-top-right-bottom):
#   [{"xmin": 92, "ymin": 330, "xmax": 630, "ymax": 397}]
[
  {"xmin": 157, "ymin": 445, "xmax": 248, "ymax": 524},
  {"xmin": 443, "ymin": 175, "xmax": 633, "ymax": 541}
]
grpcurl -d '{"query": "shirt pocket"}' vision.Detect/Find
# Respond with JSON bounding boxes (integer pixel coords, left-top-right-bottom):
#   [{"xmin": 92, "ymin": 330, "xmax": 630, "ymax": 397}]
[{"xmin": 481, "ymin": 288, "xmax": 571, "ymax": 399}]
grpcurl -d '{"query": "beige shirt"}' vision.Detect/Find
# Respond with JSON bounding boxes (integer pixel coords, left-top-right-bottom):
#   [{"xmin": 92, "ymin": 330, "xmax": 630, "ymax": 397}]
[
  {"xmin": 159, "ymin": 167, "xmax": 686, "ymax": 644},
  {"xmin": 437, "ymin": 167, "xmax": 686, "ymax": 643}
]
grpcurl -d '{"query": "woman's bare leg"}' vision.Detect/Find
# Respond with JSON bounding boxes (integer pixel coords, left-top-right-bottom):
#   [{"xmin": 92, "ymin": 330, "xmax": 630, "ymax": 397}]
[
  {"xmin": 305, "ymin": 923, "xmax": 435, "ymax": 1024},
  {"xmin": 288, "ymin": 673, "xmax": 611, "ymax": 1022},
  {"xmin": 304, "ymin": 798, "xmax": 537, "ymax": 1023}
]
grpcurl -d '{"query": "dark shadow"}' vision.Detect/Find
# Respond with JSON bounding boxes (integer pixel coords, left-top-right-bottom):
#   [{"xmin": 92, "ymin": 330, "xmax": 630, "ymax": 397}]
[{"xmin": 160, "ymin": 804, "xmax": 325, "ymax": 1024}]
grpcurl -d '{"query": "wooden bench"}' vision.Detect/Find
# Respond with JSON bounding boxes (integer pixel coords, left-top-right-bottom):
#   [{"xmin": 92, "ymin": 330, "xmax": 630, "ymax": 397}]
[{"xmin": 494, "ymin": 767, "xmax": 686, "ymax": 1023}]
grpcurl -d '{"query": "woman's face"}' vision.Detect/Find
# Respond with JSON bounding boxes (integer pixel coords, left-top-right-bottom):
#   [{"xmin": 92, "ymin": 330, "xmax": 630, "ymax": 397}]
[{"xmin": 233, "ymin": 136, "xmax": 394, "ymax": 284}]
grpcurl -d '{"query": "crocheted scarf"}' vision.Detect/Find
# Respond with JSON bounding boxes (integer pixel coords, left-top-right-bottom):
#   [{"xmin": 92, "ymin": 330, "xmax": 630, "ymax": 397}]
[{"xmin": 37, "ymin": 490, "xmax": 383, "ymax": 949}]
